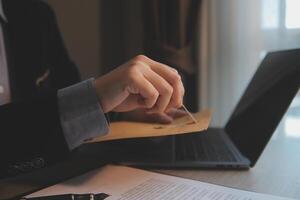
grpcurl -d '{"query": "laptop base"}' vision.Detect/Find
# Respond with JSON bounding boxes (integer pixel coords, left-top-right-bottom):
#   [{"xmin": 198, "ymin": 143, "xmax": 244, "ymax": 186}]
[{"xmin": 112, "ymin": 128, "xmax": 251, "ymax": 169}]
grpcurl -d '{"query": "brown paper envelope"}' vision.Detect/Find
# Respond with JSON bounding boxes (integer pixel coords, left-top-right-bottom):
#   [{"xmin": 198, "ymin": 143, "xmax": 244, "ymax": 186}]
[{"xmin": 87, "ymin": 110, "xmax": 211, "ymax": 143}]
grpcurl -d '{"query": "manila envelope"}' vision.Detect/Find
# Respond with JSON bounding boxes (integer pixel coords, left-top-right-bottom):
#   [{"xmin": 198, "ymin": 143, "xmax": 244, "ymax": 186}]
[{"xmin": 87, "ymin": 109, "xmax": 211, "ymax": 143}]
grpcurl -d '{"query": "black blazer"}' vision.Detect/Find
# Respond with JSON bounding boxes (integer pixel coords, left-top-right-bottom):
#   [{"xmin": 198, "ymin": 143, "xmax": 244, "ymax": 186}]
[{"xmin": 0, "ymin": 0, "xmax": 81, "ymax": 178}]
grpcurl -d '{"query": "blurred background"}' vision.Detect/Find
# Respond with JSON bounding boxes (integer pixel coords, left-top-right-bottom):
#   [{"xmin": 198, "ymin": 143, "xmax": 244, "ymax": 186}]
[{"xmin": 47, "ymin": 0, "xmax": 300, "ymax": 137}]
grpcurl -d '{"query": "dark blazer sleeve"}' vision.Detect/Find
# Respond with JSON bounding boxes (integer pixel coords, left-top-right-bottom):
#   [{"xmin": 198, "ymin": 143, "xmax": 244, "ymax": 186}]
[{"xmin": 0, "ymin": 93, "xmax": 69, "ymax": 178}]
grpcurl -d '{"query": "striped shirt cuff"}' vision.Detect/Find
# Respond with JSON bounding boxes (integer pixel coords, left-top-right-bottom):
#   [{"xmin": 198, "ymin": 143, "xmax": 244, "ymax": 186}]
[{"xmin": 57, "ymin": 78, "xmax": 109, "ymax": 150}]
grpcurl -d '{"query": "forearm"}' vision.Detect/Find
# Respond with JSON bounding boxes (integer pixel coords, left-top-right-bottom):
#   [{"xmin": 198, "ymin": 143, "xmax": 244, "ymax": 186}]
[{"xmin": 0, "ymin": 79, "xmax": 110, "ymax": 178}]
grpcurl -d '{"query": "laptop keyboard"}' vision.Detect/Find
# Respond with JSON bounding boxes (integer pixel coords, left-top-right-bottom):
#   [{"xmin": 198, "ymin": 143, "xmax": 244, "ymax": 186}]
[{"xmin": 175, "ymin": 132, "xmax": 237, "ymax": 162}]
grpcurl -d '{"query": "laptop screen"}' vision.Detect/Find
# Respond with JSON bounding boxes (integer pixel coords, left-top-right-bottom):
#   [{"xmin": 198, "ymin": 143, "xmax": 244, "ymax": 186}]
[{"xmin": 225, "ymin": 49, "xmax": 300, "ymax": 166}]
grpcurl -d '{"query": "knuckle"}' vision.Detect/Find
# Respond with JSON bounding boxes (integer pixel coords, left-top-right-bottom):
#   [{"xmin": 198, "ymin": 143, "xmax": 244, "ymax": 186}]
[
  {"xmin": 134, "ymin": 54, "xmax": 148, "ymax": 62},
  {"xmin": 162, "ymin": 85, "xmax": 173, "ymax": 95},
  {"xmin": 127, "ymin": 69, "xmax": 136, "ymax": 78},
  {"xmin": 172, "ymin": 72, "xmax": 181, "ymax": 82},
  {"xmin": 130, "ymin": 60, "xmax": 142, "ymax": 68},
  {"xmin": 171, "ymin": 68, "xmax": 179, "ymax": 74},
  {"xmin": 170, "ymin": 74, "xmax": 182, "ymax": 87},
  {"xmin": 182, "ymin": 86, "xmax": 185, "ymax": 95},
  {"xmin": 130, "ymin": 58, "xmax": 150, "ymax": 71},
  {"xmin": 181, "ymin": 85, "xmax": 185, "ymax": 96},
  {"xmin": 126, "ymin": 68, "xmax": 139, "ymax": 82},
  {"xmin": 146, "ymin": 92, "xmax": 159, "ymax": 108},
  {"xmin": 162, "ymin": 64, "xmax": 177, "ymax": 73},
  {"xmin": 146, "ymin": 103, "xmax": 154, "ymax": 108},
  {"xmin": 127, "ymin": 63, "xmax": 139, "ymax": 74},
  {"xmin": 174, "ymin": 99, "xmax": 182, "ymax": 108},
  {"xmin": 149, "ymin": 90, "xmax": 159, "ymax": 100}
]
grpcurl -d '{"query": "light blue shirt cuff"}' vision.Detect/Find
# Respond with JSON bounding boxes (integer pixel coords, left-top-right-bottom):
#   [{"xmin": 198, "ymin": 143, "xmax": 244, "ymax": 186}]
[{"xmin": 57, "ymin": 78, "xmax": 109, "ymax": 150}]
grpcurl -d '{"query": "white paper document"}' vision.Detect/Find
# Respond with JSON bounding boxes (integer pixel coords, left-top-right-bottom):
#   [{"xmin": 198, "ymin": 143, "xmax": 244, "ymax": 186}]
[{"xmin": 28, "ymin": 165, "xmax": 294, "ymax": 200}]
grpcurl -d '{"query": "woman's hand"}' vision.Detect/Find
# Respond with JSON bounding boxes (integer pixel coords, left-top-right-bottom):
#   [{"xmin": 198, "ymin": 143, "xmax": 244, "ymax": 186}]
[{"xmin": 94, "ymin": 55, "xmax": 185, "ymax": 114}]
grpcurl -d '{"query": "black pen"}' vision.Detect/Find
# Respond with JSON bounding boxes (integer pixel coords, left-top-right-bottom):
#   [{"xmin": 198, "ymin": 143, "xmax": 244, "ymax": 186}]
[{"xmin": 21, "ymin": 193, "xmax": 110, "ymax": 200}]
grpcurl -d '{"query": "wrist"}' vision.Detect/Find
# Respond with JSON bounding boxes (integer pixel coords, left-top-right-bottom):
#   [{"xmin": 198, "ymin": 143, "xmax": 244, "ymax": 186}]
[{"xmin": 93, "ymin": 78, "xmax": 109, "ymax": 113}]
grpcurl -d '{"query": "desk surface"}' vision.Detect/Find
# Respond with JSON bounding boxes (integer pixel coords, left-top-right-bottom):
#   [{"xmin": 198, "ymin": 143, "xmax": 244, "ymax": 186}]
[
  {"xmin": 0, "ymin": 110, "xmax": 300, "ymax": 199},
  {"xmin": 156, "ymin": 121, "xmax": 300, "ymax": 199},
  {"xmin": 21, "ymin": 127, "xmax": 300, "ymax": 200}
]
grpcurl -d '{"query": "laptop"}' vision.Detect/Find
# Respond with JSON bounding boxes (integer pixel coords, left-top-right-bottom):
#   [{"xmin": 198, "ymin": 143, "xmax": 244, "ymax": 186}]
[{"xmin": 105, "ymin": 49, "xmax": 300, "ymax": 169}]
